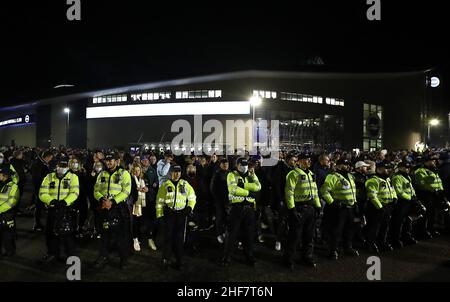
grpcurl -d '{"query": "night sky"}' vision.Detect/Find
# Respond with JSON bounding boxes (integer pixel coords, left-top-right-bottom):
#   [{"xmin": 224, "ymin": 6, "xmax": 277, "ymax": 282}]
[{"xmin": 1, "ymin": 1, "xmax": 449, "ymax": 106}]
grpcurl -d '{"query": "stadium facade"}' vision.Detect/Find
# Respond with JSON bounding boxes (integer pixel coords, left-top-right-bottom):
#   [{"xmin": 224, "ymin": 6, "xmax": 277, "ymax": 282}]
[{"xmin": 0, "ymin": 70, "xmax": 444, "ymax": 152}]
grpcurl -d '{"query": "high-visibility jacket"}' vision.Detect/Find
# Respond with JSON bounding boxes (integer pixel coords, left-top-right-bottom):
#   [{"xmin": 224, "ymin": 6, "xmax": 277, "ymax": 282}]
[
  {"xmin": 9, "ymin": 164, "xmax": 19, "ymax": 185},
  {"xmin": 414, "ymin": 167, "xmax": 443, "ymax": 192},
  {"xmin": 94, "ymin": 167, "xmax": 131, "ymax": 203},
  {"xmin": 39, "ymin": 172, "xmax": 79, "ymax": 206},
  {"xmin": 365, "ymin": 175, "xmax": 397, "ymax": 209},
  {"xmin": 391, "ymin": 173, "xmax": 416, "ymax": 201},
  {"xmin": 226, "ymin": 170, "xmax": 261, "ymax": 204},
  {"xmin": 0, "ymin": 180, "xmax": 19, "ymax": 214},
  {"xmin": 320, "ymin": 172, "xmax": 357, "ymax": 206},
  {"xmin": 285, "ymin": 168, "xmax": 321, "ymax": 209},
  {"xmin": 156, "ymin": 179, "xmax": 196, "ymax": 218}
]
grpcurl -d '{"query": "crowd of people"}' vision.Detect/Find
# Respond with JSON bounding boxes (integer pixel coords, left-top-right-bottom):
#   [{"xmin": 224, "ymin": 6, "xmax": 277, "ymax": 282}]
[{"xmin": 1, "ymin": 145, "xmax": 450, "ymax": 271}]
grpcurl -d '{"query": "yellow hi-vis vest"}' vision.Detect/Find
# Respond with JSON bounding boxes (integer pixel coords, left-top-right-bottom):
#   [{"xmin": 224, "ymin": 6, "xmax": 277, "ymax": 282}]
[
  {"xmin": 285, "ymin": 168, "xmax": 321, "ymax": 209},
  {"xmin": 365, "ymin": 175, "xmax": 397, "ymax": 209},
  {"xmin": 0, "ymin": 180, "xmax": 19, "ymax": 214},
  {"xmin": 156, "ymin": 179, "xmax": 196, "ymax": 218},
  {"xmin": 94, "ymin": 168, "xmax": 131, "ymax": 203},
  {"xmin": 226, "ymin": 170, "xmax": 261, "ymax": 204},
  {"xmin": 320, "ymin": 172, "xmax": 357, "ymax": 206},
  {"xmin": 414, "ymin": 167, "xmax": 444, "ymax": 192},
  {"xmin": 391, "ymin": 173, "xmax": 416, "ymax": 201},
  {"xmin": 39, "ymin": 172, "xmax": 79, "ymax": 206}
]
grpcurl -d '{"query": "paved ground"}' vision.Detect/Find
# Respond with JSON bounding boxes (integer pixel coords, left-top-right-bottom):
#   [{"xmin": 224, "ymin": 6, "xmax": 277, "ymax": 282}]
[{"xmin": 2, "ymin": 180, "xmax": 450, "ymax": 282}]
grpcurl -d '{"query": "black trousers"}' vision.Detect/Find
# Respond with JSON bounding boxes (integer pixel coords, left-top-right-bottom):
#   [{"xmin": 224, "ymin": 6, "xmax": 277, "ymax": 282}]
[
  {"xmin": 326, "ymin": 204, "xmax": 356, "ymax": 251},
  {"xmin": 46, "ymin": 208, "xmax": 76, "ymax": 257},
  {"xmin": 0, "ymin": 212, "xmax": 16, "ymax": 255},
  {"xmin": 75, "ymin": 195, "xmax": 88, "ymax": 232},
  {"xmin": 99, "ymin": 205, "xmax": 130, "ymax": 260},
  {"xmin": 284, "ymin": 204, "xmax": 316, "ymax": 262},
  {"xmin": 33, "ymin": 186, "xmax": 45, "ymax": 227},
  {"xmin": 275, "ymin": 203, "xmax": 289, "ymax": 243},
  {"xmin": 223, "ymin": 203, "xmax": 256, "ymax": 260},
  {"xmin": 162, "ymin": 209, "xmax": 187, "ymax": 264},
  {"xmin": 366, "ymin": 203, "xmax": 394, "ymax": 246},
  {"xmin": 214, "ymin": 199, "xmax": 227, "ymax": 236},
  {"xmin": 416, "ymin": 191, "xmax": 438, "ymax": 235},
  {"xmin": 390, "ymin": 199, "xmax": 413, "ymax": 242}
]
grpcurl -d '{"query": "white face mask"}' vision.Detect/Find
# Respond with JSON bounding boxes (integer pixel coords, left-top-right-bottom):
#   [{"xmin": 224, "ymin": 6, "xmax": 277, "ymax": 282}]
[
  {"xmin": 72, "ymin": 163, "xmax": 79, "ymax": 170},
  {"xmin": 57, "ymin": 167, "xmax": 69, "ymax": 175},
  {"xmin": 238, "ymin": 165, "xmax": 248, "ymax": 174}
]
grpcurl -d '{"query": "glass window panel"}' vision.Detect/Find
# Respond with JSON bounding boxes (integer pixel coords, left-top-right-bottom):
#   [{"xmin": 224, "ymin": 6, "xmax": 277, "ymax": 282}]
[
  {"xmin": 202, "ymin": 90, "xmax": 208, "ymax": 98},
  {"xmin": 195, "ymin": 90, "xmax": 201, "ymax": 98},
  {"xmin": 148, "ymin": 93, "xmax": 153, "ymax": 100},
  {"xmin": 176, "ymin": 92, "xmax": 181, "ymax": 99},
  {"xmin": 188, "ymin": 91, "xmax": 195, "ymax": 99},
  {"xmin": 182, "ymin": 91, "xmax": 188, "ymax": 98}
]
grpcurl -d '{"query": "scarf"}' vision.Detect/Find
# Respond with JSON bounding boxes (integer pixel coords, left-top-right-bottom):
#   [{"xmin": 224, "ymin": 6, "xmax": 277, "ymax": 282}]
[{"xmin": 132, "ymin": 175, "xmax": 146, "ymax": 217}]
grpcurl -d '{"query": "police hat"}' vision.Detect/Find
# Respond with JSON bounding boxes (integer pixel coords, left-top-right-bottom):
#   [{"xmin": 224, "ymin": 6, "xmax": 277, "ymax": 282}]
[
  {"xmin": 58, "ymin": 157, "xmax": 69, "ymax": 166},
  {"xmin": 336, "ymin": 159, "xmax": 350, "ymax": 166},
  {"xmin": 0, "ymin": 164, "xmax": 11, "ymax": 176},
  {"xmin": 297, "ymin": 153, "xmax": 312, "ymax": 160},
  {"xmin": 170, "ymin": 165, "xmax": 182, "ymax": 172},
  {"xmin": 376, "ymin": 160, "xmax": 393, "ymax": 169},
  {"xmin": 236, "ymin": 157, "xmax": 248, "ymax": 166},
  {"xmin": 105, "ymin": 152, "xmax": 119, "ymax": 160},
  {"xmin": 397, "ymin": 161, "xmax": 411, "ymax": 168}
]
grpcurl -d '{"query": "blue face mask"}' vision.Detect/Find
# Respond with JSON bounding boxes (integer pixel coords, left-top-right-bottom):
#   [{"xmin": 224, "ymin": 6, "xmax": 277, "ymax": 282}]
[{"xmin": 238, "ymin": 165, "xmax": 248, "ymax": 174}]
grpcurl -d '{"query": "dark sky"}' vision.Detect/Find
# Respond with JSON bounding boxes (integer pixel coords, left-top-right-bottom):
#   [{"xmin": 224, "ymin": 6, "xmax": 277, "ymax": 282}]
[{"xmin": 0, "ymin": 1, "xmax": 449, "ymax": 105}]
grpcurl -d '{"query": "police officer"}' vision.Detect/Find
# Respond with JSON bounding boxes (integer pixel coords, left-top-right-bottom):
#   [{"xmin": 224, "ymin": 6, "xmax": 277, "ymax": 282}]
[
  {"xmin": 39, "ymin": 158, "xmax": 79, "ymax": 263},
  {"xmin": 222, "ymin": 157, "xmax": 261, "ymax": 267},
  {"xmin": 320, "ymin": 159, "xmax": 359, "ymax": 260},
  {"xmin": 156, "ymin": 165, "xmax": 196, "ymax": 270},
  {"xmin": 353, "ymin": 161, "xmax": 371, "ymax": 245},
  {"xmin": 414, "ymin": 155, "xmax": 446, "ymax": 239},
  {"xmin": 365, "ymin": 161, "xmax": 397, "ymax": 253},
  {"xmin": 390, "ymin": 161, "xmax": 421, "ymax": 247},
  {"xmin": 283, "ymin": 153, "xmax": 321, "ymax": 270},
  {"xmin": 93, "ymin": 152, "xmax": 132, "ymax": 269},
  {"xmin": 0, "ymin": 153, "xmax": 19, "ymax": 185},
  {"xmin": 0, "ymin": 165, "xmax": 19, "ymax": 257}
]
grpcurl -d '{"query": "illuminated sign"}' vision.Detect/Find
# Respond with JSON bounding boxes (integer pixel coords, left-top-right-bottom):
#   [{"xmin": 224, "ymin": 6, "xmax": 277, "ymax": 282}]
[
  {"xmin": 0, "ymin": 115, "xmax": 34, "ymax": 128},
  {"xmin": 86, "ymin": 101, "xmax": 251, "ymax": 119},
  {"xmin": 431, "ymin": 77, "xmax": 440, "ymax": 88}
]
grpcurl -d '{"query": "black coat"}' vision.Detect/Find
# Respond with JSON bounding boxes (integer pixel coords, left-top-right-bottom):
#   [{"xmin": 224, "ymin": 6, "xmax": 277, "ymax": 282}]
[
  {"xmin": 210, "ymin": 169, "xmax": 229, "ymax": 206},
  {"xmin": 31, "ymin": 157, "xmax": 51, "ymax": 190}
]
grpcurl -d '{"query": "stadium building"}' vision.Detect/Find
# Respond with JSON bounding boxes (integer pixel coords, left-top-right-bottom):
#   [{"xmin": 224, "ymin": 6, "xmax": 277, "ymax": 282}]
[{"xmin": 0, "ymin": 70, "xmax": 444, "ymax": 152}]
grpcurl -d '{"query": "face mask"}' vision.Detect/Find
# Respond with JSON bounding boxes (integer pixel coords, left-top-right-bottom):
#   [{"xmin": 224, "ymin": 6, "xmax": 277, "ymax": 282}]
[
  {"xmin": 57, "ymin": 167, "xmax": 69, "ymax": 175},
  {"xmin": 238, "ymin": 165, "xmax": 248, "ymax": 174},
  {"xmin": 72, "ymin": 163, "xmax": 79, "ymax": 170}
]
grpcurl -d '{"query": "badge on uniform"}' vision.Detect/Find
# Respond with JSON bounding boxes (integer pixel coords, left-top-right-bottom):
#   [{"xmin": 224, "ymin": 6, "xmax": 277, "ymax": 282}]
[
  {"xmin": 167, "ymin": 186, "xmax": 173, "ymax": 193},
  {"xmin": 179, "ymin": 183, "xmax": 186, "ymax": 194},
  {"xmin": 101, "ymin": 177, "xmax": 106, "ymax": 183},
  {"xmin": 114, "ymin": 175, "xmax": 121, "ymax": 184},
  {"xmin": 63, "ymin": 179, "xmax": 70, "ymax": 189},
  {"xmin": 49, "ymin": 181, "xmax": 56, "ymax": 189},
  {"xmin": 341, "ymin": 179, "xmax": 350, "ymax": 189},
  {"xmin": 301, "ymin": 175, "xmax": 306, "ymax": 180}
]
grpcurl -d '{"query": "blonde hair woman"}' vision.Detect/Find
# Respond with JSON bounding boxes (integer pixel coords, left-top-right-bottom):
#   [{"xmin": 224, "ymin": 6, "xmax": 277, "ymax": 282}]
[{"xmin": 130, "ymin": 164, "xmax": 148, "ymax": 251}]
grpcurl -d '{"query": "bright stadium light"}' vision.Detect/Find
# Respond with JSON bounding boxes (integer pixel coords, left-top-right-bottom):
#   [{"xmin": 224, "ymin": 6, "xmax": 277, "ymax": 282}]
[{"xmin": 429, "ymin": 119, "xmax": 440, "ymax": 126}]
